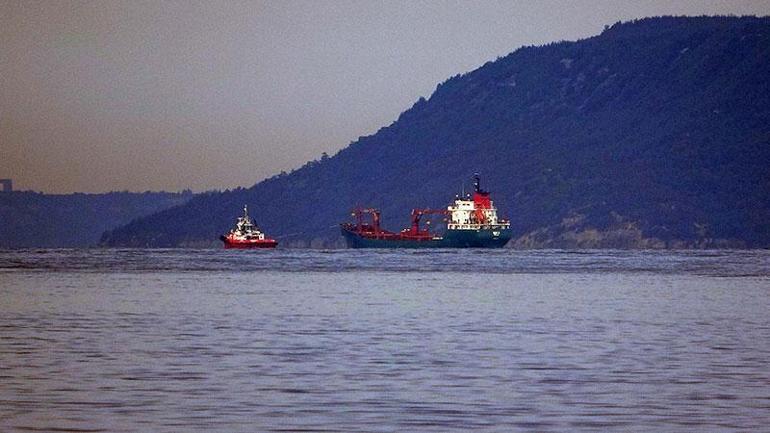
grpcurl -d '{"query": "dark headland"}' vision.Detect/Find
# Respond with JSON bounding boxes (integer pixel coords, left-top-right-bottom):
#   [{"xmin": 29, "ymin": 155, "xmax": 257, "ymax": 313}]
[
  {"xmin": 32, "ymin": 17, "xmax": 770, "ymax": 248},
  {"xmin": 0, "ymin": 191, "xmax": 192, "ymax": 248}
]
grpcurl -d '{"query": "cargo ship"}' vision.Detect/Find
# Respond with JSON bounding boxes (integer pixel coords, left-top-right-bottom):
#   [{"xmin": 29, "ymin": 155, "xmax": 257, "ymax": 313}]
[
  {"xmin": 341, "ymin": 175, "xmax": 511, "ymax": 248},
  {"xmin": 220, "ymin": 205, "xmax": 278, "ymax": 248}
]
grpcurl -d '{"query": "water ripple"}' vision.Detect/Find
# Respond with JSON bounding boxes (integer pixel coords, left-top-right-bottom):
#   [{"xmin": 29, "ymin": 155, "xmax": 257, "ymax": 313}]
[{"xmin": 0, "ymin": 250, "xmax": 768, "ymax": 432}]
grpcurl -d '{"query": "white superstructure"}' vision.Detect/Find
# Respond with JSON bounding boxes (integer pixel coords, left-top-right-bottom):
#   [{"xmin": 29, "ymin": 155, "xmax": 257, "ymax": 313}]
[
  {"xmin": 446, "ymin": 195, "xmax": 509, "ymax": 231},
  {"xmin": 228, "ymin": 205, "xmax": 267, "ymax": 241},
  {"xmin": 446, "ymin": 174, "xmax": 510, "ymax": 231}
]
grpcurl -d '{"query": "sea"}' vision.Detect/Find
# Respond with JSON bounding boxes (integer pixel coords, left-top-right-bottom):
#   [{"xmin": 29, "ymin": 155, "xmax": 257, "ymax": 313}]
[{"xmin": 0, "ymin": 248, "xmax": 768, "ymax": 432}]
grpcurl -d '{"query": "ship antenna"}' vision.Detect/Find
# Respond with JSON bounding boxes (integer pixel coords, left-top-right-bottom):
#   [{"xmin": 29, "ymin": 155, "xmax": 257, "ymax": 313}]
[{"xmin": 244, "ymin": 204, "xmax": 248, "ymax": 217}]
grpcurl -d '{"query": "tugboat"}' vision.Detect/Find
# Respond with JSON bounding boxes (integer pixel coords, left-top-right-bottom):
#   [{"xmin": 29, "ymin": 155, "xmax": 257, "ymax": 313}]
[
  {"xmin": 341, "ymin": 174, "xmax": 511, "ymax": 248},
  {"xmin": 220, "ymin": 205, "xmax": 278, "ymax": 249}
]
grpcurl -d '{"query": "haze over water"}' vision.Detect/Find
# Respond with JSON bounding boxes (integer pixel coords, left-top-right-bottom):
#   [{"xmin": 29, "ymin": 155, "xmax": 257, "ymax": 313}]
[{"xmin": 1, "ymin": 249, "xmax": 768, "ymax": 432}]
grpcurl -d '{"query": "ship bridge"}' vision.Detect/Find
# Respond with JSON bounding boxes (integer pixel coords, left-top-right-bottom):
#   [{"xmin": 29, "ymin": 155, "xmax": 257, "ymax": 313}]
[{"xmin": 446, "ymin": 174, "xmax": 508, "ymax": 230}]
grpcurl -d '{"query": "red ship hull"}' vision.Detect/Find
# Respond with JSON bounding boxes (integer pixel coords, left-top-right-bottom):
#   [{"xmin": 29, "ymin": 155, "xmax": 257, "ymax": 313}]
[{"xmin": 220, "ymin": 235, "xmax": 278, "ymax": 249}]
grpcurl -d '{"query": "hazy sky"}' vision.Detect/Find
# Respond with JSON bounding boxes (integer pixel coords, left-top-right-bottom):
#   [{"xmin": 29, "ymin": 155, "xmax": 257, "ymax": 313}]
[{"xmin": 2, "ymin": 0, "xmax": 769, "ymax": 193}]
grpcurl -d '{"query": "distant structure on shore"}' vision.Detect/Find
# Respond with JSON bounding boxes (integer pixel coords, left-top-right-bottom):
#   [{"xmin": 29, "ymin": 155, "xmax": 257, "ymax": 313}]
[{"xmin": 0, "ymin": 179, "xmax": 12, "ymax": 193}]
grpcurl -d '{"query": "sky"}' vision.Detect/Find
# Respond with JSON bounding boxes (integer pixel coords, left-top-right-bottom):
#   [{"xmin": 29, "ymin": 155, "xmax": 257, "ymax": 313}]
[{"xmin": 2, "ymin": 0, "xmax": 769, "ymax": 193}]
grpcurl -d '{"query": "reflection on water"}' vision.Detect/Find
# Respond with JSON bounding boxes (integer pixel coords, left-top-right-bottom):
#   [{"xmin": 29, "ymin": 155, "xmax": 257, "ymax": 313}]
[{"xmin": 0, "ymin": 249, "xmax": 768, "ymax": 432}]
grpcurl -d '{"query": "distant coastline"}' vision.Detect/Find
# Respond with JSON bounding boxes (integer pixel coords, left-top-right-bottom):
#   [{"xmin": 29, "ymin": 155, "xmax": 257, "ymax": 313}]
[{"xmin": 0, "ymin": 190, "xmax": 192, "ymax": 248}]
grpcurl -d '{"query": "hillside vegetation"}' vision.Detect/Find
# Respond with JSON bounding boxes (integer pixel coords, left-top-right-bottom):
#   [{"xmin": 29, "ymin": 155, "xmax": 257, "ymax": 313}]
[
  {"xmin": 1, "ymin": 191, "xmax": 192, "ymax": 248},
  {"xmin": 102, "ymin": 17, "xmax": 770, "ymax": 248}
]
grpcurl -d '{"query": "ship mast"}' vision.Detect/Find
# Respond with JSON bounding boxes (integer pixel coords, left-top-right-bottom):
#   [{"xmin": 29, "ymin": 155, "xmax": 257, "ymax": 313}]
[{"xmin": 473, "ymin": 172, "xmax": 486, "ymax": 193}]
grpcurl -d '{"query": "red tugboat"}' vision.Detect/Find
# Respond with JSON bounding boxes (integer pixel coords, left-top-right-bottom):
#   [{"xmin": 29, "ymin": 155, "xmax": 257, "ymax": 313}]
[
  {"xmin": 220, "ymin": 205, "xmax": 278, "ymax": 249},
  {"xmin": 341, "ymin": 174, "xmax": 512, "ymax": 248}
]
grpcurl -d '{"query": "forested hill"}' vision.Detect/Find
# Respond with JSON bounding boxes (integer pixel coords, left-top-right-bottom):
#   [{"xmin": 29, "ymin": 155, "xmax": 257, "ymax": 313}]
[
  {"xmin": 1, "ymin": 191, "xmax": 192, "ymax": 248},
  {"xmin": 102, "ymin": 16, "xmax": 770, "ymax": 248}
]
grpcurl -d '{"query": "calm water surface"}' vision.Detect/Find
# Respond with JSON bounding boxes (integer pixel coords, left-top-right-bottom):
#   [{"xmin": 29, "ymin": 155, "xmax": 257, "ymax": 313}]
[{"xmin": 1, "ymin": 249, "xmax": 768, "ymax": 432}]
